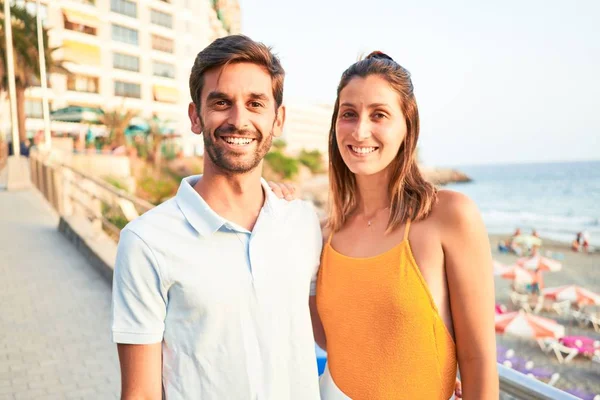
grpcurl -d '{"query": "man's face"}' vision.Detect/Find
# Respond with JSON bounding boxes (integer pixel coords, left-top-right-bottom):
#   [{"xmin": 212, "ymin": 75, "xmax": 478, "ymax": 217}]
[{"xmin": 189, "ymin": 62, "xmax": 285, "ymax": 174}]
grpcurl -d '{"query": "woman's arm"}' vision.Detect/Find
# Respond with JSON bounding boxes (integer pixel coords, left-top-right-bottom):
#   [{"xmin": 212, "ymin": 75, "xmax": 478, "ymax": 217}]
[
  {"xmin": 438, "ymin": 191, "xmax": 498, "ymax": 399},
  {"xmin": 310, "ymin": 295, "xmax": 327, "ymax": 351}
]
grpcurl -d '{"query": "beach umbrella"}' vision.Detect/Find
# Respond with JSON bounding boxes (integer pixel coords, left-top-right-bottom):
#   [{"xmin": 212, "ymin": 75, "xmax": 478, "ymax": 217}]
[
  {"xmin": 495, "ymin": 265, "xmax": 535, "ymax": 284},
  {"xmin": 512, "ymin": 234, "xmax": 542, "ymax": 248},
  {"xmin": 542, "ymin": 285, "xmax": 600, "ymax": 307},
  {"xmin": 495, "ymin": 310, "xmax": 565, "ymax": 339},
  {"xmin": 517, "ymin": 255, "xmax": 562, "ymax": 272}
]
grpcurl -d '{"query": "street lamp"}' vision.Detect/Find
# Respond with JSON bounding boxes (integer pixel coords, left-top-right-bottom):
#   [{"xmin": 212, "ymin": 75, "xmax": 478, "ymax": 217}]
[
  {"xmin": 36, "ymin": 0, "xmax": 51, "ymax": 149},
  {"xmin": 3, "ymin": 0, "xmax": 20, "ymax": 157}
]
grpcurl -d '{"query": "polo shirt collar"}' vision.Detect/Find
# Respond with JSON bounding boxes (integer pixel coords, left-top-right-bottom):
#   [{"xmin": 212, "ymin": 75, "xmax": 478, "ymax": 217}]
[{"xmin": 175, "ymin": 175, "xmax": 281, "ymax": 237}]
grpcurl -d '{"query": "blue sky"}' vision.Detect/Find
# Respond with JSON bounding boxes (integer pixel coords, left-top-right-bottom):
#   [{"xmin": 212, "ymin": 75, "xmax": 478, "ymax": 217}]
[{"xmin": 238, "ymin": 0, "xmax": 599, "ymax": 166}]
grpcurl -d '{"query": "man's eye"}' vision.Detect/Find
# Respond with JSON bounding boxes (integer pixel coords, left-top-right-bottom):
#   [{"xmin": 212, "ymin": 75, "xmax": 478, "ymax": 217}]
[{"xmin": 250, "ymin": 102, "xmax": 263, "ymax": 108}]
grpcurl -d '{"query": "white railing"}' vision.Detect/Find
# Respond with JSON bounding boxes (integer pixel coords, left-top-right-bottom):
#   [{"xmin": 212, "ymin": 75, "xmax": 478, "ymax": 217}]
[{"xmin": 29, "ymin": 149, "xmax": 154, "ymax": 239}]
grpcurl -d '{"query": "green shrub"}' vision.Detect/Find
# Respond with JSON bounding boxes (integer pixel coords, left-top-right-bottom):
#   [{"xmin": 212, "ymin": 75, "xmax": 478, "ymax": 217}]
[
  {"xmin": 272, "ymin": 139, "xmax": 287, "ymax": 150},
  {"xmin": 264, "ymin": 150, "xmax": 298, "ymax": 180},
  {"xmin": 298, "ymin": 149, "xmax": 324, "ymax": 173},
  {"xmin": 138, "ymin": 175, "xmax": 178, "ymax": 205},
  {"xmin": 104, "ymin": 176, "xmax": 129, "ymax": 192}
]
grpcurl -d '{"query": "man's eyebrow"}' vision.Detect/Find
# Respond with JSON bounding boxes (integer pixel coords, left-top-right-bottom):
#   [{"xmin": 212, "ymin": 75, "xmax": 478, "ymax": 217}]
[
  {"xmin": 248, "ymin": 92, "xmax": 270, "ymax": 101},
  {"xmin": 206, "ymin": 91, "xmax": 230, "ymax": 102}
]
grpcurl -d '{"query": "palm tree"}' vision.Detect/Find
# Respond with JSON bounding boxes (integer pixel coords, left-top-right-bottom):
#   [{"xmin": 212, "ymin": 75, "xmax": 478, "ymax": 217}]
[
  {"xmin": 101, "ymin": 108, "xmax": 137, "ymax": 148},
  {"xmin": 0, "ymin": 1, "xmax": 66, "ymax": 144},
  {"xmin": 147, "ymin": 116, "xmax": 165, "ymax": 172}
]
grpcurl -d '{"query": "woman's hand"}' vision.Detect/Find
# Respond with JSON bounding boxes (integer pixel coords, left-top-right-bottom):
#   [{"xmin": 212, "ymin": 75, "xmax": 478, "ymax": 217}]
[{"xmin": 267, "ymin": 181, "xmax": 298, "ymax": 201}]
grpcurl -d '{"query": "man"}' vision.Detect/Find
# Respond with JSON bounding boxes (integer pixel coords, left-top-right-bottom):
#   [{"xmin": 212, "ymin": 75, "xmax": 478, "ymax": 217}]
[{"xmin": 111, "ymin": 35, "xmax": 322, "ymax": 399}]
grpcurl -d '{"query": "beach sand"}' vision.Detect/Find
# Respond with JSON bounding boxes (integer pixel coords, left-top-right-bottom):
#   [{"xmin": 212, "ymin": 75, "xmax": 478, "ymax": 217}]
[{"xmin": 489, "ymin": 234, "xmax": 600, "ymax": 397}]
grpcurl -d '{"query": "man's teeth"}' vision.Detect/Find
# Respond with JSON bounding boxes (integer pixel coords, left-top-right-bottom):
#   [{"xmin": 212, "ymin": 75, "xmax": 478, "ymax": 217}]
[
  {"xmin": 223, "ymin": 137, "xmax": 253, "ymax": 145},
  {"xmin": 351, "ymin": 146, "xmax": 377, "ymax": 154}
]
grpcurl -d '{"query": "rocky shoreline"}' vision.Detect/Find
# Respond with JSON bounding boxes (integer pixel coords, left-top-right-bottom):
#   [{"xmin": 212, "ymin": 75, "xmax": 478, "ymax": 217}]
[
  {"xmin": 299, "ymin": 166, "xmax": 472, "ymax": 216},
  {"xmin": 419, "ymin": 166, "xmax": 472, "ymax": 185}
]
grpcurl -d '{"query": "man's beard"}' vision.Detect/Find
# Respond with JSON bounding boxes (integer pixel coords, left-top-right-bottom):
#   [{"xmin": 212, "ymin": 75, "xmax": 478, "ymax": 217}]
[{"xmin": 203, "ymin": 124, "xmax": 273, "ymax": 174}]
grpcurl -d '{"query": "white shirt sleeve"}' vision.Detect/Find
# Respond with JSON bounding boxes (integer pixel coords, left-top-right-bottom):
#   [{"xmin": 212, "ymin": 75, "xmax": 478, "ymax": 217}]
[
  {"xmin": 111, "ymin": 228, "xmax": 168, "ymax": 344},
  {"xmin": 305, "ymin": 202, "xmax": 323, "ymax": 297}
]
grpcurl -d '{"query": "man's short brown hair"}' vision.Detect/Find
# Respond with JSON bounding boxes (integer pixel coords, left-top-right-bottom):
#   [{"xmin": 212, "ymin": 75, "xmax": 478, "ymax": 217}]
[{"xmin": 189, "ymin": 35, "xmax": 285, "ymax": 113}]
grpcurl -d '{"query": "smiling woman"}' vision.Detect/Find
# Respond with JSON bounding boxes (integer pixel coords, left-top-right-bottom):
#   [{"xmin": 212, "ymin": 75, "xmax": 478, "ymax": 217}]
[{"xmin": 314, "ymin": 51, "xmax": 498, "ymax": 399}]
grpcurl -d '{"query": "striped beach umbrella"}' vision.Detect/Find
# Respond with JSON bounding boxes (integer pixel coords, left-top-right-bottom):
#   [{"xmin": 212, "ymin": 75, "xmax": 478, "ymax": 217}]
[
  {"xmin": 517, "ymin": 255, "xmax": 562, "ymax": 272},
  {"xmin": 495, "ymin": 265, "xmax": 535, "ymax": 284},
  {"xmin": 495, "ymin": 310, "xmax": 565, "ymax": 339},
  {"xmin": 542, "ymin": 285, "xmax": 600, "ymax": 307}
]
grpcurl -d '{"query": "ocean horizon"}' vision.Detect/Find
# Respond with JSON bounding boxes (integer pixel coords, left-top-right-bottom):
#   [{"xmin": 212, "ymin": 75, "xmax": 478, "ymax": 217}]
[{"xmin": 444, "ymin": 160, "xmax": 600, "ymax": 247}]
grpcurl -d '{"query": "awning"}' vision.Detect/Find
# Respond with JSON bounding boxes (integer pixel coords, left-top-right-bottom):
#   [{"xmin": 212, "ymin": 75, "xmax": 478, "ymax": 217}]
[
  {"xmin": 153, "ymin": 85, "xmax": 179, "ymax": 103},
  {"xmin": 62, "ymin": 8, "xmax": 100, "ymax": 28},
  {"xmin": 62, "ymin": 40, "xmax": 101, "ymax": 66}
]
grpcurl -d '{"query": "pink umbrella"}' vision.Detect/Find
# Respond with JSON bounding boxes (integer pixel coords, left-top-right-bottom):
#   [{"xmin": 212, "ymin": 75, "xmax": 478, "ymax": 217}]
[
  {"xmin": 495, "ymin": 310, "xmax": 565, "ymax": 339},
  {"xmin": 517, "ymin": 255, "xmax": 562, "ymax": 272},
  {"xmin": 542, "ymin": 285, "xmax": 600, "ymax": 307},
  {"xmin": 495, "ymin": 265, "xmax": 535, "ymax": 284}
]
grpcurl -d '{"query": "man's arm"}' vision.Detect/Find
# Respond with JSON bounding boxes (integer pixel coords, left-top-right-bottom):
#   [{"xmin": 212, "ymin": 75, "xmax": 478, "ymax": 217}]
[
  {"xmin": 112, "ymin": 228, "xmax": 168, "ymax": 399},
  {"xmin": 118, "ymin": 343, "xmax": 162, "ymax": 400}
]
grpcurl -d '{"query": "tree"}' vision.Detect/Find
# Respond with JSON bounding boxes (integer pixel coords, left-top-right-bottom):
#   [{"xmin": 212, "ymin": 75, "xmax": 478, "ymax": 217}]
[
  {"xmin": 0, "ymin": 2, "xmax": 66, "ymax": 143},
  {"xmin": 101, "ymin": 108, "xmax": 137, "ymax": 148}
]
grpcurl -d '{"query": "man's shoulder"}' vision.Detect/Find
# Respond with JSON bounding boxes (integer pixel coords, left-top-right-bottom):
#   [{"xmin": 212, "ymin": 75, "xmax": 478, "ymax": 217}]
[
  {"xmin": 121, "ymin": 197, "xmax": 183, "ymax": 241},
  {"xmin": 273, "ymin": 197, "xmax": 319, "ymax": 222}
]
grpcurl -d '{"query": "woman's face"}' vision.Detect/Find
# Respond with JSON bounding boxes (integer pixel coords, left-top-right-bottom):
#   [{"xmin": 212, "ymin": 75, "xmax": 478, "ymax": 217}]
[{"xmin": 335, "ymin": 74, "xmax": 407, "ymax": 178}]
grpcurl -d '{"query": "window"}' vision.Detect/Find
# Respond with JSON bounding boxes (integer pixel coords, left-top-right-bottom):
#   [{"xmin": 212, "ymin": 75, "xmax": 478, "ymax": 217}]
[
  {"xmin": 111, "ymin": 0, "xmax": 137, "ymax": 18},
  {"xmin": 152, "ymin": 61, "xmax": 175, "ymax": 79},
  {"xmin": 64, "ymin": 19, "xmax": 97, "ymax": 35},
  {"xmin": 151, "ymin": 35, "xmax": 173, "ymax": 53},
  {"xmin": 114, "ymin": 81, "xmax": 141, "ymax": 98},
  {"xmin": 67, "ymin": 75, "xmax": 99, "ymax": 93},
  {"xmin": 151, "ymin": 9, "xmax": 173, "ymax": 29},
  {"xmin": 113, "ymin": 52, "xmax": 140, "ymax": 72},
  {"xmin": 112, "ymin": 24, "xmax": 139, "ymax": 46},
  {"xmin": 25, "ymin": 100, "xmax": 43, "ymax": 118}
]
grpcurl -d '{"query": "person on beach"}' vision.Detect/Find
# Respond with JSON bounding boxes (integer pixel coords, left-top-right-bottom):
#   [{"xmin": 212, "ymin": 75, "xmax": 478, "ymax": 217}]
[
  {"xmin": 111, "ymin": 35, "xmax": 324, "ymax": 399},
  {"xmin": 272, "ymin": 51, "xmax": 497, "ymax": 399}
]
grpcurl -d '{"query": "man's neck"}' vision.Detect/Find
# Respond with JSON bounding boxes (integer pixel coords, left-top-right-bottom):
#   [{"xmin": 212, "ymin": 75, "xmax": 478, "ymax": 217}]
[{"xmin": 193, "ymin": 162, "xmax": 265, "ymax": 231}]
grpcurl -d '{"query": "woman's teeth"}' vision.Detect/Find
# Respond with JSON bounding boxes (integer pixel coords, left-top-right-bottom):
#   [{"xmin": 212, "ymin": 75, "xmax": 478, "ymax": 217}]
[
  {"xmin": 223, "ymin": 137, "xmax": 254, "ymax": 146},
  {"xmin": 350, "ymin": 145, "xmax": 377, "ymax": 154}
]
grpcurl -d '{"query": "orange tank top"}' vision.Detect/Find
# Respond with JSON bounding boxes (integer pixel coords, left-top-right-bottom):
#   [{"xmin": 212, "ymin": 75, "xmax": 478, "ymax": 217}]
[{"xmin": 317, "ymin": 220, "xmax": 457, "ymax": 399}]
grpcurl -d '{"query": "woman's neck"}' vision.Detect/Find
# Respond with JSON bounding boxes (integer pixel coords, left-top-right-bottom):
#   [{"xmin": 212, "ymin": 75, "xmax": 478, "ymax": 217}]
[{"xmin": 354, "ymin": 169, "xmax": 391, "ymax": 218}]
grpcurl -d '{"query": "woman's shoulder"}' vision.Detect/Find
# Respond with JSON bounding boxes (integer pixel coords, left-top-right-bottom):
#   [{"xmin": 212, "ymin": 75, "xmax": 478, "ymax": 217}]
[{"xmin": 429, "ymin": 189, "xmax": 481, "ymax": 229}]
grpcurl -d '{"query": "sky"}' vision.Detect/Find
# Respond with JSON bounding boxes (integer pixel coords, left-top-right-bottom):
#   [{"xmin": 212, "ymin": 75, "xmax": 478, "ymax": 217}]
[{"xmin": 238, "ymin": 0, "xmax": 600, "ymax": 166}]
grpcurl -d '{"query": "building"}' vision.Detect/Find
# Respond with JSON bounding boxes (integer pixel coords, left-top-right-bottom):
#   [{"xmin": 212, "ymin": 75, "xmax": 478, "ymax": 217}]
[
  {"xmin": 282, "ymin": 101, "xmax": 333, "ymax": 156},
  {"xmin": 5, "ymin": 0, "xmax": 240, "ymax": 154}
]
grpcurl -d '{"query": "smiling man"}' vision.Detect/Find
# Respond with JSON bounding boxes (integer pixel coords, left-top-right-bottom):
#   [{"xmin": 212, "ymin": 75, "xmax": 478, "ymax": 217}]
[{"xmin": 111, "ymin": 35, "xmax": 322, "ymax": 399}]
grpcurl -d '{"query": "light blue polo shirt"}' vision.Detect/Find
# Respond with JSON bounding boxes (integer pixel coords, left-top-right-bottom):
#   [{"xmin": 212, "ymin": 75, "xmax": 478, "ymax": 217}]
[{"xmin": 111, "ymin": 175, "xmax": 322, "ymax": 399}]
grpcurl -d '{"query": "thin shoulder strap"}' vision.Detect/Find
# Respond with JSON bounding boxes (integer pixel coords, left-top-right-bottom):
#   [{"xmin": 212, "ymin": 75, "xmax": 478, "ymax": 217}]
[
  {"xmin": 326, "ymin": 231, "xmax": 334, "ymax": 246},
  {"xmin": 403, "ymin": 219, "xmax": 411, "ymax": 241}
]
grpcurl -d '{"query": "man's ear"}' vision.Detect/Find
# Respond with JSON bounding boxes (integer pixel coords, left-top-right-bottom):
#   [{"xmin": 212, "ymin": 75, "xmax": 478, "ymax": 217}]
[
  {"xmin": 189, "ymin": 102, "xmax": 203, "ymax": 135},
  {"xmin": 272, "ymin": 104, "xmax": 286, "ymax": 137}
]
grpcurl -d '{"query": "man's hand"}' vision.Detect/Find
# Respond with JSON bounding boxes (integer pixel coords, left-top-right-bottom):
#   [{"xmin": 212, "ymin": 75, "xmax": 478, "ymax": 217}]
[
  {"xmin": 267, "ymin": 181, "xmax": 298, "ymax": 201},
  {"xmin": 455, "ymin": 378, "xmax": 462, "ymax": 398}
]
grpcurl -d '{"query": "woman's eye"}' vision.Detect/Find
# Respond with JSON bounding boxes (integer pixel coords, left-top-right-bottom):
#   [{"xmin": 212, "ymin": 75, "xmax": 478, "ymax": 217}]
[{"xmin": 341, "ymin": 111, "xmax": 355, "ymax": 119}]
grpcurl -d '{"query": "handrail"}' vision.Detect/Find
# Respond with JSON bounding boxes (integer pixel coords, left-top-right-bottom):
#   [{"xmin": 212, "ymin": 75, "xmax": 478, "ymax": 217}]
[
  {"xmin": 498, "ymin": 363, "xmax": 579, "ymax": 399},
  {"xmin": 58, "ymin": 161, "xmax": 154, "ymax": 212}
]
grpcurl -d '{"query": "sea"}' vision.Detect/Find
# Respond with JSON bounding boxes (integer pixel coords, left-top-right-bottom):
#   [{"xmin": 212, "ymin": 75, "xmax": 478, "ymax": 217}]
[{"xmin": 445, "ymin": 160, "xmax": 600, "ymax": 247}]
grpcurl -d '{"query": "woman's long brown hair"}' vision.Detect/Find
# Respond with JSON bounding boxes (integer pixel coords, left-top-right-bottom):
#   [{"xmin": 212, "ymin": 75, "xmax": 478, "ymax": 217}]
[{"xmin": 328, "ymin": 52, "xmax": 437, "ymax": 233}]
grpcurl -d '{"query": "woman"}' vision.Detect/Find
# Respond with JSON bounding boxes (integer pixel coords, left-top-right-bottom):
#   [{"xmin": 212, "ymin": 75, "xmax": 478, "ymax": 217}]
[{"xmin": 273, "ymin": 52, "xmax": 497, "ymax": 399}]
